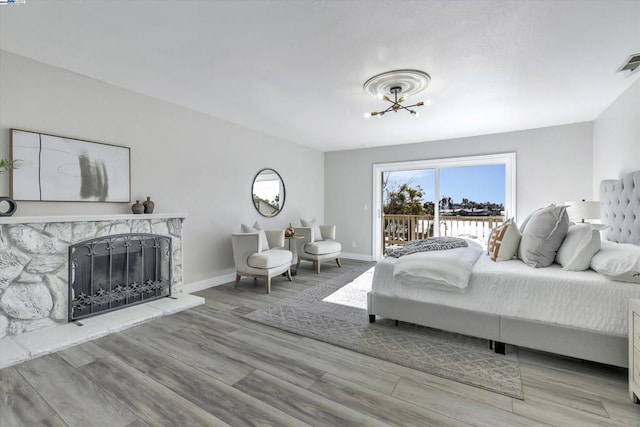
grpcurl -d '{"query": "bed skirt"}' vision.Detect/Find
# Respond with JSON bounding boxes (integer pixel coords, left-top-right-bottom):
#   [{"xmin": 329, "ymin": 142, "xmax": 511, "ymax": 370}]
[{"xmin": 367, "ymin": 292, "xmax": 628, "ymax": 367}]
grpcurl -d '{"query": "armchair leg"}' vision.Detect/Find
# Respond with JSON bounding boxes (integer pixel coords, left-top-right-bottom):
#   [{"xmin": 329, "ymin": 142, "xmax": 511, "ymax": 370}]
[
  {"xmin": 234, "ymin": 274, "xmax": 241, "ymax": 287},
  {"xmin": 286, "ymin": 268, "xmax": 292, "ymax": 282},
  {"xmin": 336, "ymin": 258, "xmax": 342, "ymax": 267},
  {"xmin": 296, "ymin": 258, "xmax": 301, "ymax": 269},
  {"xmin": 265, "ymin": 276, "xmax": 271, "ymax": 294},
  {"xmin": 315, "ymin": 260, "xmax": 320, "ymax": 274}
]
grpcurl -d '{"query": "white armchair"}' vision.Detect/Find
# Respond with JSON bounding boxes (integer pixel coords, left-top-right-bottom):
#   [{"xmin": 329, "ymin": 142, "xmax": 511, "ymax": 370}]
[
  {"xmin": 295, "ymin": 224, "xmax": 342, "ymax": 274},
  {"xmin": 231, "ymin": 230, "xmax": 292, "ymax": 293}
]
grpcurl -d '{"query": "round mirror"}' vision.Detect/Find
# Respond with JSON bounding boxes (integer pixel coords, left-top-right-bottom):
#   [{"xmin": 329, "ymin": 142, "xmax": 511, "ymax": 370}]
[{"xmin": 252, "ymin": 168, "xmax": 285, "ymax": 217}]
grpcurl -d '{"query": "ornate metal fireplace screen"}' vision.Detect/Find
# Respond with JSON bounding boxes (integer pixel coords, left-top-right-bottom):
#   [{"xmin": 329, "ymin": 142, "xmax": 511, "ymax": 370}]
[{"xmin": 68, "ymin": 233, "xmax": 172, "ymax": 321}]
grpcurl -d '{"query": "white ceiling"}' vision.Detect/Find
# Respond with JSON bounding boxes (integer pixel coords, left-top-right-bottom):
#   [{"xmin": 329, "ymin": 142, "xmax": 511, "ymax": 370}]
[{"xmin": 1, "ymin": 0, "xmax": 639, "ymax": 152}]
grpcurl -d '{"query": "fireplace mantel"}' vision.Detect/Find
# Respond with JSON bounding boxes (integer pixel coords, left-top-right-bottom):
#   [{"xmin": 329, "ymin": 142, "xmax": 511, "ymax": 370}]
[{"xmin": 0, "ymin": 213, "xmax": 187, "ymax": 225}]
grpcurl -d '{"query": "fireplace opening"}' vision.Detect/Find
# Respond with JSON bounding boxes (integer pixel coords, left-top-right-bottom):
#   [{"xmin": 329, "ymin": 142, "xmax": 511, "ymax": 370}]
[{"xmin": 68, "ymin": 233, "xmax": 172, "ymax": 321}]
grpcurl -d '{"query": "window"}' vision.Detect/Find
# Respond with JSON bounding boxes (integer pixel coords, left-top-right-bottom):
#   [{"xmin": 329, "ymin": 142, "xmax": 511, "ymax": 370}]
[{"xmin": 373, "ymin": 153, "xmax": 515, "ymax": 260}]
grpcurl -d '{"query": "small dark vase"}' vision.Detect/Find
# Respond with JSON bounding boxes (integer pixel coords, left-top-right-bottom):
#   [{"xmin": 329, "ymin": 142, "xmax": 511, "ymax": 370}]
[
  {"xmin": 0, "ymin": 196, "xmax": 17, "ymax": 217},
  {"xmin": 143, "ymin": 196, "xmax": 155, "ymax": 214},
  {"xmin": 132, "ymin": 200, "xmax": 144, "ymax": 214}
]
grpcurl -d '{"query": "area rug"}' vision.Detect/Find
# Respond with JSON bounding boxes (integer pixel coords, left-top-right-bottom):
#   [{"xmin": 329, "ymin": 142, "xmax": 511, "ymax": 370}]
[{"xmin": 244, "ymin": 263, "xmax": 524, "ymax": 399}]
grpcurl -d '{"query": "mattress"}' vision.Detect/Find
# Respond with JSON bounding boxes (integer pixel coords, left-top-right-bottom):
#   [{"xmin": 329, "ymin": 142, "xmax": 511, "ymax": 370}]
[{"xmin": 371, "ymin": 253, "xmax": 640, "ymax": 336}]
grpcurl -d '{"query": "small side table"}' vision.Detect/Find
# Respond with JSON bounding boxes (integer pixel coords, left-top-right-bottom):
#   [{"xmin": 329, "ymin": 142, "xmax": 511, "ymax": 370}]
[
  {"xmin": 285, "ymin": 235, "xmax": 304, "ymax": 276},
  {"xmin": 630, "ymin": 298, "xmax": 640, "ymax": 404}
]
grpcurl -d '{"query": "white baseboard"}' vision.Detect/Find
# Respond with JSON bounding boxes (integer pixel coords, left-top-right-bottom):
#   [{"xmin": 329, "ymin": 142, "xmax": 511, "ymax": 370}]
[
  {"xmin": 183, "ymin": 270, "xmax": 236, "ymax": 294},
  {"xmin": 340, "ymin": 252, "xmax": 374, "ymax": 262}
]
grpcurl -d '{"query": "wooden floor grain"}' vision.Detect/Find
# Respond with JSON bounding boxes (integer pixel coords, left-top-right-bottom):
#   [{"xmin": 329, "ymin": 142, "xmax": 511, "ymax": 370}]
[{"xmin": 2, "ymin": 259, "xmax": 639, "ymax": 426}]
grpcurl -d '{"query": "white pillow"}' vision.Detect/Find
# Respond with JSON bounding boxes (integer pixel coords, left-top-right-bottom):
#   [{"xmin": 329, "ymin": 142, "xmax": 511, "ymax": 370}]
[
  {"xmin": 555, "ymin": 224, "xmax": 601, "ymax": 271},
  {"xmin": 252, "ymin": 222, "xmax": 272, "ymax": 251},
  {"xmin": 300, "ymin": 218, "xmax": 323, "ymax": 241},
  {"xmin": 590, "ymin": 241, "xmax": 640, "ymax": 283},
  {"xmin": 240, "ymin": 223, "xmax": 269, "ymax": 251},
  {"xmin": 487, "ymin": 219, "xmax": 521, "ymax": 262}
]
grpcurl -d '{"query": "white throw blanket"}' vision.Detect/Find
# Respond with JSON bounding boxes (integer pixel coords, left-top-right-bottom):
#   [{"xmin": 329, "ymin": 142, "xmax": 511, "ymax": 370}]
[{"xmin": 393, "ymin": 240, "xmax": 483, "ymax": 292}]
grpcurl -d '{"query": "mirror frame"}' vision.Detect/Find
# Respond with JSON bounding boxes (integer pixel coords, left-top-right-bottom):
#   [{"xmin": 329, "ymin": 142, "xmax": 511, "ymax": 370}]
[{"xmin": 252, "ymin": 168, "xmax": 286, "ymax": 217}]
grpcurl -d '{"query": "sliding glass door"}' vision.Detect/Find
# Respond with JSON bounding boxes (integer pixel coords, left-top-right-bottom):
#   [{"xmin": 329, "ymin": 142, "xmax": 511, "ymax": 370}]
[{"xmin": 373, "ymin": 153, "xmax": 515, "ymax": 259}]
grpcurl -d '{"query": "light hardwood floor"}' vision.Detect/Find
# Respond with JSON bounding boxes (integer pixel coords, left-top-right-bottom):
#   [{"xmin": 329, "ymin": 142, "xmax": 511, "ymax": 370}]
[{"xmin": 1, "ymin": 259, "xmax": 639, "ymax": 426}]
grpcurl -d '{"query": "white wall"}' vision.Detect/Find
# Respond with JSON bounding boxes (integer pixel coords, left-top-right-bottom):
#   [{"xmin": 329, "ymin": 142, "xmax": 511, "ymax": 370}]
[
  {"xmin": 592, "ymin": 78, "xmax": 640, "ymax": 195},
  {"xmin": 325, "ymin": 123, "xmax": 593, "ymax": 258},
  {"xmin": 0, "ymin": 51, "xmax": 324, "ymax": 285}
]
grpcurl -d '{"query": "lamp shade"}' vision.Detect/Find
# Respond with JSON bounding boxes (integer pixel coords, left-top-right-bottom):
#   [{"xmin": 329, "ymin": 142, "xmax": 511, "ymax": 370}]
[{"xmin": 566, "ymin": 200, "xmax": 600, "ymax": 223}]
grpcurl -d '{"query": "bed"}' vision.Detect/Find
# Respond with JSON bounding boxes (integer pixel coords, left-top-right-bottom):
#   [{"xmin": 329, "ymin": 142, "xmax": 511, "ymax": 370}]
[{"xmin": 367, "ymin": 170, "xmax": 640, "ymax": 367}]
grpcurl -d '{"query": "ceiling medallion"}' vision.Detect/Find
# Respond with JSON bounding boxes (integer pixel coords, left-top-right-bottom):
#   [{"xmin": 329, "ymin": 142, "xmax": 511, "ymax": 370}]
[{"xmin": 363, "ymin": 69, "xmax": 431, "ymax": 118}]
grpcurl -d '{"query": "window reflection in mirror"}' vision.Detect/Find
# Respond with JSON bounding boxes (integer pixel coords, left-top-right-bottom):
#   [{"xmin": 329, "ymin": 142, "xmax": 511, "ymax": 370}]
[{"xmin": 252, "ymin": 168, "xmax": 285, "ymax": 217}]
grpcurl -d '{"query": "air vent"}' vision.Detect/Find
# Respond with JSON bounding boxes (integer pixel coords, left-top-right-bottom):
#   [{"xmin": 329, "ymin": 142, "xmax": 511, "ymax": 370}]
[{"xmin": 617, "ymin": 53, "xmax": 640, "ymax": 75}]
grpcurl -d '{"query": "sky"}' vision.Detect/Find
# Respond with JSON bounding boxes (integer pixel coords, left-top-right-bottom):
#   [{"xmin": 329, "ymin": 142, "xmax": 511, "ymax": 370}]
[{"xmin": 385, "ymin": 164, "xmax": 505, "ymax": 205}]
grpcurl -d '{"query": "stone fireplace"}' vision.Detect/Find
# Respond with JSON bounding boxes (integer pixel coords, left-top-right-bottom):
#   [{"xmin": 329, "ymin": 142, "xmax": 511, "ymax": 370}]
[{"xmin": 0, "ymin": 214, "xmax": 185, "ymax": 339}]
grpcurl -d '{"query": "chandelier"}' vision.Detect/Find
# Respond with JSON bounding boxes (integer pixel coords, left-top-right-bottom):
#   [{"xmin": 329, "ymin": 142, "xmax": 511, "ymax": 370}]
[{"xmin": 363, "ymin": 69, "xmax": 431, "ymax": 118}]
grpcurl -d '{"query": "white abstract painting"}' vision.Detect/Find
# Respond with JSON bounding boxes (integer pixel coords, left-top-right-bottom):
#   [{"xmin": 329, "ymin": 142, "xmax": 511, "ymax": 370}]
[{"xmin": 11, "ymin": 130, "xmax": 130, "ymax": 202}]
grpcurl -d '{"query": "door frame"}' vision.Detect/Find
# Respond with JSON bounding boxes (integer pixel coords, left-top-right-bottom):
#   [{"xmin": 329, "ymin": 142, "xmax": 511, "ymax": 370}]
[{"xmin": 372, "ymin": 152, "xmax": 516, "ymax": 261}]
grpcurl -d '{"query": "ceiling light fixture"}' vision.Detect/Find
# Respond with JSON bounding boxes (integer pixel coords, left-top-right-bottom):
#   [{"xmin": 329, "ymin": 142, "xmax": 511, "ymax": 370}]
[{"xmin": 363, "ymin": 69, "xmax": 431, "ymax": 118}]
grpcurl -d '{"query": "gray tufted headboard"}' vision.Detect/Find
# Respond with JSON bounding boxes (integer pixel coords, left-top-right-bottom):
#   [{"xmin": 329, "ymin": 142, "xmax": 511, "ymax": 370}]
[{"xmin": 600, "ymin": 170, "xmax": 640, "ymax": 245}]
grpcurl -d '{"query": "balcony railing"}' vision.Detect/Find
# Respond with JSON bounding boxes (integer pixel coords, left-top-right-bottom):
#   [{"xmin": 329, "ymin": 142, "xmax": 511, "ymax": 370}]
[{"xmin": 383, "ymin": 214, "xmax": 504, "ymax": 248}]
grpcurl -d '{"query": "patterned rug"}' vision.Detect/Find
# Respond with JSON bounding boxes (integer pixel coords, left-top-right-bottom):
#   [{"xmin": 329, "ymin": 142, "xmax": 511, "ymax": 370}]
[{"xmin": 244, "ymin": 263, "xmax": 524, "ymax": 399}]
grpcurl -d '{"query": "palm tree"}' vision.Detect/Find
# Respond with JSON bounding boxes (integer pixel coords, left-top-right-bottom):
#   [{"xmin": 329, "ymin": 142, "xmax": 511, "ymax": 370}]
[{"xmin": 439, "ymin": 196, "xmax": 453, "ymax": 210}]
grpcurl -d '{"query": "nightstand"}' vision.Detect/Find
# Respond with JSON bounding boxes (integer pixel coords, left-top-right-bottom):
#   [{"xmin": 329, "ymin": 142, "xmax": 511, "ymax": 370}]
[{"xmin": 630, "ymin": 298, "xmax": 640, "ymax": 404}]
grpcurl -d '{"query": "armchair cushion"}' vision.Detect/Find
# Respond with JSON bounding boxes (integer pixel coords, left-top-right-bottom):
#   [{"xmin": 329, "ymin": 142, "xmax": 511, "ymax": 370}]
[
  {"xmin": 301, "ymin": 218, "xmax": 323, "ymax": 241},
  {"xmin": 304, "ymin": 240, "xmax": 341, "ymax": 255},
  {"xmin": 241, "ymin": 223, "xmax": 269, "ymax": 251},
  {"xmin": 248, "ymin": 249, "xmax": 292, "ymax": 269}
]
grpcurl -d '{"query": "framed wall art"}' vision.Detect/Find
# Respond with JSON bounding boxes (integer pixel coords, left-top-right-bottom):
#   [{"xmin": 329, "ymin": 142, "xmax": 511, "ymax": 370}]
[{"xmin": 10, "ymin": 129, "xmax": 131, "ymax": 202}]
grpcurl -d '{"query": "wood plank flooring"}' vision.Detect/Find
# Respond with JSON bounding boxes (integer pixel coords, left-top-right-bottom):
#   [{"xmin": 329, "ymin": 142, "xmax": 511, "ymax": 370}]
[{"xmin": 1, "ymin": 259, "xmax": 639, "ymax": 426}]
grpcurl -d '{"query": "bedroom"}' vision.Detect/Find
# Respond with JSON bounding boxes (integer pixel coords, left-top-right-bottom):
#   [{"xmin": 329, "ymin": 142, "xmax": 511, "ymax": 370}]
[{"xmin": 1, "ymin": 0, "xmax": 640, "ymax": 425}]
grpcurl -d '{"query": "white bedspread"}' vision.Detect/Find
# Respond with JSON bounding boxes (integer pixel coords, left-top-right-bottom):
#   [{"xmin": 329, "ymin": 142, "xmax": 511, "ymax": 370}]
[
  {"xmin": 392, "ymin": 242, "xmax": 482, "ymax": 292},
  {"xmin": 372, "ymin": 254, "xmax": 640, "ymax": 336}
]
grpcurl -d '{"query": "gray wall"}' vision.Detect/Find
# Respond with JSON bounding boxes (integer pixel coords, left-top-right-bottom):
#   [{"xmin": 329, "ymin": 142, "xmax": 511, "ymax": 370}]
[
  {"xmin": 0, "ymin": 51, "xmax": 324, "ymax": 285},
  {"xmin": 593, "ymin": 78, "xmax": 640, "ymax": 195},
  {"xmin": 325, "ymin": 122, "xmax": 593, "ymax": 258}
]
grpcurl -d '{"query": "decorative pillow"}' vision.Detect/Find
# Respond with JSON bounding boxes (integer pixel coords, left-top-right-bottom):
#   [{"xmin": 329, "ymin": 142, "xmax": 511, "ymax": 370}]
[
  {"xmin": 555, "ymin": 224, "xmax": 601, "ymax": 271},
  {"xmin": 487, "ymin": 219, "xmax": 521, "ymax": 262},
  {"xmin": 240, "ymin": 223, "xmax": 269, "ymax": 251},
  {"xmin": 590, "ymin": 241, "xmax": 640, "ymax": 283},
  {"xmin": 518, "ymin": 207, "xmax": 542, "ymax": 233},
  {"xmin": 300, "ymin": 218, "xmax": 323, "ymax": 241},
  {"xmin": 252, "ymin": 222, "xmax": 272, "ymax": 251},
  {"xmin": 517, "ymin": 205, "xmax": 569, "ymax": 268}
]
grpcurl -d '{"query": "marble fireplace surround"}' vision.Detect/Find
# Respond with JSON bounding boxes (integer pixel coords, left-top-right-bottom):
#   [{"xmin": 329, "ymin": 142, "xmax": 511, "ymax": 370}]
[{"xmin": 0, "ymin": 214, "xmax": 204, "ymax": 368}]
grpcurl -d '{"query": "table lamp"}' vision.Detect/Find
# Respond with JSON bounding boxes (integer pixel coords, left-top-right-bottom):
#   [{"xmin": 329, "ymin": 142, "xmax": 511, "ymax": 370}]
[{"xmin": 566, "ymin": 199, "xmax": 601, "ymax": 224}]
